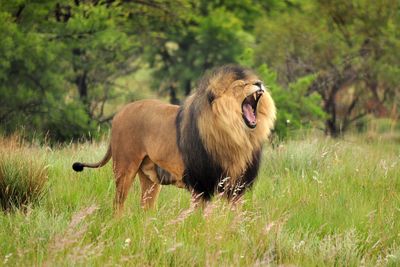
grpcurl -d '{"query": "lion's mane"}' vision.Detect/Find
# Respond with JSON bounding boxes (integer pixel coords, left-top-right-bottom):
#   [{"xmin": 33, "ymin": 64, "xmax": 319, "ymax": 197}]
[{"xmin": 177, "ymin": 65, "xmax": 276, "ymax": 199}]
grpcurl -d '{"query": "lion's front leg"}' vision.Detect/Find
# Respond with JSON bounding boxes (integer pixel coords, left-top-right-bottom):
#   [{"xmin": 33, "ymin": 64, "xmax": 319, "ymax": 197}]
[
  {"xmin": 190, "ymin": 191, "xmax": 209, "ymax": 210},
  {"xmin": 138, "ymin": 169, "xmax": 161, "ymax": 210}
]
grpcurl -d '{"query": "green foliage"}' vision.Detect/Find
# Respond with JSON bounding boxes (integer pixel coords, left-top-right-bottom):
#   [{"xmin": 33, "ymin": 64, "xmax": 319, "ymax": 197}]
[
  {"xmin": 237, "ymin": 48, "xmax": 325, "ymax": 139},
  {"xmin": 254, "ymin": 0, "xmax": 400, "ymax": 135},
  {"xmin": 193, "ymin": 7, "xmax": 253, "ymax": 68},
  {"xmin": 147, "ymin": 1, "xmax": 255, "ymax": 97},
  {"xmin": 0, "ymin": 0, "xmax": 398, "ymax": 141},
  {"xmin": 54, "ymin": 2, "xmax": 135, "ymax": 107},
  {"xmin": 41, "ymin": 101, "xmax": 99, "ymax": 142},
  {"xmin": 257, "ymin": 64, "xmax": 325, "ymax": 138},
  {"xmin": 0, "ymin": 2, "xmax": 99, "ymax": 141}
]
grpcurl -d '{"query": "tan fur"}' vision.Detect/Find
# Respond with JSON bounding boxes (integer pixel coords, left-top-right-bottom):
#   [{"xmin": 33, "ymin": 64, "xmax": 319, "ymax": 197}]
[
  {"xmin": 73, "ymin": 67, "xmax": 276, "ymax": 214},
  {"xmin": 197, "ymin": 73, "xmax": 276, "ymax": 180},
  {"xmin": 110, "ymin": 100, "xmax": 184, "ymax": 213}
]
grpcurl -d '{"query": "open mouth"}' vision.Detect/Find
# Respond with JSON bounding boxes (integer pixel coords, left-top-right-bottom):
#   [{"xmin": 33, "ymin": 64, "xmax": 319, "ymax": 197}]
[{"xmin": 242, "ymin": 89, "xmax": 264, "ymax": 129}]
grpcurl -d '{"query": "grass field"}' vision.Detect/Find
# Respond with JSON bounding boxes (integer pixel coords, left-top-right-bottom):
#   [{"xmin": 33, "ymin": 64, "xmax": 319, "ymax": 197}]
[{"xmin": 0, "ymin": 133, "xmax": 399, "ymax": 266}]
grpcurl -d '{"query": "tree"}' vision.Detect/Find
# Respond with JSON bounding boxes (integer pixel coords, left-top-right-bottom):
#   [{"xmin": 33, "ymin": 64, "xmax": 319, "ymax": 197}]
[
  {"xmin": 1, "ymin": 0, "xmax": 397, "ymax": 141},
  {"xmin": 0, "ymin": 3, "xmax": 95, "ymax": 141},
  {"xmin": 146, "ymin": 0, "xmax": 259, "ymax": 102},
  {"xmin": 0, "ymin": 0, "xmax": 187, "ymax": 141},
  {"xmin": 52, "ymin": 0, "xmax": 188, "ymax": 122},
  {"xmin": 237, "ymin": 51, "xmax": 325, "ymax": 139},
  {"xmin": 255, "ymin": 0, "xmax": 399, "ymax": 136},
  {"xmin": 146, "ymin": 0, "xmax": 327, "ymax": 138}
]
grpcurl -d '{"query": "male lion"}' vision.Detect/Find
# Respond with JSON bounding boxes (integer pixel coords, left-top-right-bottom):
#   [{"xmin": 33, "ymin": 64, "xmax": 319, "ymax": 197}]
[{"xmin": 72, "ymin": 65, "xmax": 276, "ymax": 213}]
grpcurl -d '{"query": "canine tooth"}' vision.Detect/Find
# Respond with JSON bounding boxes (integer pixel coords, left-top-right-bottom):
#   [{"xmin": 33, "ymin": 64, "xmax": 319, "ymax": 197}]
[{"xmin": 253, "ymin": 92, "xmax": 257, "ymax": 101}]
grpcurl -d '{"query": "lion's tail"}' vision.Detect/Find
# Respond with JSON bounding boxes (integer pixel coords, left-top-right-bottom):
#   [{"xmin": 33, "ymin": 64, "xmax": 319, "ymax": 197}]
[{"xmin": 72, "ymin": 144, "xmax": 112, "ymax": 172}]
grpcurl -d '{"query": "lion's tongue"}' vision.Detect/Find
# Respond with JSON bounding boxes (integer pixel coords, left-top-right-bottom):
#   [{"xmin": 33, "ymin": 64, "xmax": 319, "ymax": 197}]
[{"xmin": 243, "ymin": 104, "xmax": 256, "ymax": 124}]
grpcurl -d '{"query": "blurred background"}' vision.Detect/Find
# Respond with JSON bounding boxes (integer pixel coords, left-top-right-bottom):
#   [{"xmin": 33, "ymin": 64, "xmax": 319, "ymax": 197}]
[{"xmin": 0, "ymin": 0, "xmax": 399, "ymax": 142}]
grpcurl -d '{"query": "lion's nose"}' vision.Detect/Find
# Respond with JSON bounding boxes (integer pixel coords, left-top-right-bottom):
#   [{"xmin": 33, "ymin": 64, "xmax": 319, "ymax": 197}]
[{"xmin": 254, "ymin": 81, "xmax": 264, "ymax": 92}]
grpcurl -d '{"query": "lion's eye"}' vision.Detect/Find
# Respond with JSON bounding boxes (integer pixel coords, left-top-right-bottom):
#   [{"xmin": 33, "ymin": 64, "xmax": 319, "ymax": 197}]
[
  {"xmin": 254, "ymin": 81, "xmax": 262, "ymax": 89},
  {"xmin": 232, "ymin": 80, "xmax": 247, "ymax": 89}
]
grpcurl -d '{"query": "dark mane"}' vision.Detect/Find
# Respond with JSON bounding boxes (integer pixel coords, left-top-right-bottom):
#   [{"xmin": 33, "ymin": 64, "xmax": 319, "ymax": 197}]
[
  {"xmin": 196, "ymin": 65, "xmax": 253, "ymax": 93},
  {"xmin": 176, "ymin": 107, "xmax": 223, "ymax": 200},
  {"xmin": 175, "ymin": 65, "xmax": 263, "ymax": 200}
]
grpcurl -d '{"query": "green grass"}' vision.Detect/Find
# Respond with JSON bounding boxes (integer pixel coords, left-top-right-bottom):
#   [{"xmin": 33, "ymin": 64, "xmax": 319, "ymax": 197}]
[
  {"xmin": 0, "ymin": 137, "xmax": 48, "ymax": 211},
  {"xmin": 0, "ymin": 134, "xmax": 399, "ymax": 266}
]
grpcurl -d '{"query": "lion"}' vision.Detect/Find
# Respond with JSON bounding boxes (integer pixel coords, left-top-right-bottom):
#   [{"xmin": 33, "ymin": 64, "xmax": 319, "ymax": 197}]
[{"xmin": 72, "ymin": 65, "xmax": 276, "ymax": 213}]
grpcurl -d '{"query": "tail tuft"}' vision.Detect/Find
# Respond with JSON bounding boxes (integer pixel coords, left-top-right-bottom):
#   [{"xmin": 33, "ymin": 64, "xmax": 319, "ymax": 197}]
[{"xmin": 72, "ymin": 162, "xmax": 84, "ymax": 172}]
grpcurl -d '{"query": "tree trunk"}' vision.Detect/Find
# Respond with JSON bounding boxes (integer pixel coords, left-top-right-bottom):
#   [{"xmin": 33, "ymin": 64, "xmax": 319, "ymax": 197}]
[
  {"xmin": 75, "ymin": 71, "xmax": 91, "ymax": 117},
  {"xmin": 168, "ymin": 84, "xmax": 180, "ymax": 105},
  {"xmin": 184, "ymin": 79, "xmax": 191, "ymax": 96},
  {"xmin": 323, "ymin": 82, "xmax": 342, "ymax": 137},
  {"xmin": 324, "ymin": 99, "xmax": 341, "ymax": 137}
]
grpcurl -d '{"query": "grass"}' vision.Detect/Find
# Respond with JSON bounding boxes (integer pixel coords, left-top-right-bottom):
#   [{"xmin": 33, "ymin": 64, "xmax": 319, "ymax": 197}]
[
  {"xmin": 0, "ymin": 133, "xmax": 399, "ymax": 266},
  {"xmin": 0, "ymin": 136, "xmax": 48, "ymax": 211}
]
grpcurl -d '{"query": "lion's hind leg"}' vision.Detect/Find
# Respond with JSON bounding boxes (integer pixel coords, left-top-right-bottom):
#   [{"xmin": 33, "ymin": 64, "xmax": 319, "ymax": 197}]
[
  {"xmin": 113, "ymin": 161, "xmax": 141, "ymax": 216},
  {"xmin": 138, "ymin": 158, "xmax": 161, "ymax": 210}
]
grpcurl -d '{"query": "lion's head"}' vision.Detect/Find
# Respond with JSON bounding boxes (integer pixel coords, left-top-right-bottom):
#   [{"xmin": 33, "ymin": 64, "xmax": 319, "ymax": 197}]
[{"xmin": 181, "ymin": 65, "xmax": 276, "ymax": 181}]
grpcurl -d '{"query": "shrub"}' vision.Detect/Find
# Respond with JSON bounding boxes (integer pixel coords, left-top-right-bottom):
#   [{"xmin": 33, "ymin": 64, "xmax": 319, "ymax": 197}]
[
  {"xmin": 257, "ymin": 64, "xmax": 326, "ymax": 139},
  {"xmin": 0, "ymin": 136, "xmax": 48, "ymax": 211},
  {"xmin": 237, "ymin": 50, "xmax": 326, "ymax": 139}
]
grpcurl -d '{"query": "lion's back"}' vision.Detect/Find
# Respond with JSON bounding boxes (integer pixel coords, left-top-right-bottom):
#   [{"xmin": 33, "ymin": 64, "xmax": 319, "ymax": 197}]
[
  {"xmin": 111, "ymin": 99, "xmax": 180, "ymax": 152},
  {"xmin": 113, "ymin": 99, "xmax": 179, "ymax": 128}
]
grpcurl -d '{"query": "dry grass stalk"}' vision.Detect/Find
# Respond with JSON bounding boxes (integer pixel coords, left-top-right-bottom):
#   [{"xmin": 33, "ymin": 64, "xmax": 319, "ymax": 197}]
[
  {"xmin": 0, "ymin": 136, "xmax": 48, "ymax": 211},
  {"xmin": 49, "ymin": 204, "xmax": 99, "ymax": 253}
]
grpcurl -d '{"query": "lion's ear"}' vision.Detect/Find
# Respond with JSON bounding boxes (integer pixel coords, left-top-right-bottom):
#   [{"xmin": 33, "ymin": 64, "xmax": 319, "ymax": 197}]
[{"xmin": 208, "ymin": 76, "xmax": 228, "ymax": 97}]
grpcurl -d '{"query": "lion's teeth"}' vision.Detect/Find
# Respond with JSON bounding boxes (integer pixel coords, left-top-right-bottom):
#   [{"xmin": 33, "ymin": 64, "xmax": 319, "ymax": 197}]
[{"xmin": 253, "ymin": 93, "xmax": 257, "ymax": 101}]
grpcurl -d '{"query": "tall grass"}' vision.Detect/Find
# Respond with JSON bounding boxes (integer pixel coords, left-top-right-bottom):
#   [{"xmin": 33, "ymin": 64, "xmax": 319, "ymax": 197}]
[
  {"xmin": 0, "ymin": 137, "xmax": 48, "ymax": 211},
  {"xmin": 0, "ymin": 134, "xmax": 399, "ymax": 266}
]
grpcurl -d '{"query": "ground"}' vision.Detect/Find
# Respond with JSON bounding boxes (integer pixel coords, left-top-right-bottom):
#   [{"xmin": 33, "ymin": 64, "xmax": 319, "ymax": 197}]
[{"xmin": 0, "ymin": 133, "xmax": 399, "ymax": 266}]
